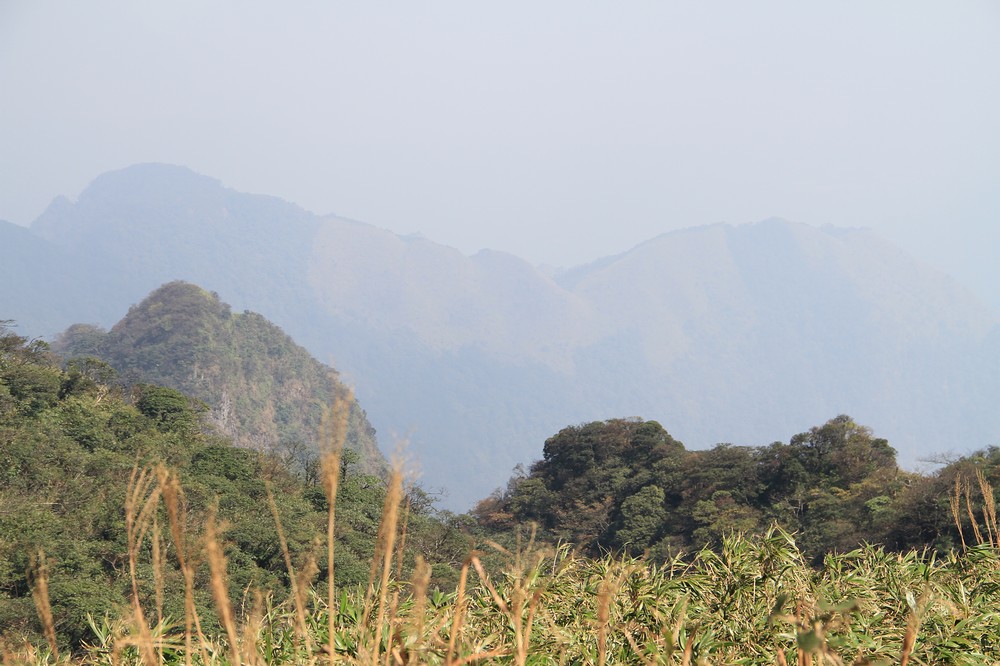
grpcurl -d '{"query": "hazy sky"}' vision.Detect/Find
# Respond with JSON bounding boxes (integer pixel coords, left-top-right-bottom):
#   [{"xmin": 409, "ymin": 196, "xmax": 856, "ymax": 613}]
[{"xmin": 2, "ymin": 2, "xmax": 998, "ymax": 309}]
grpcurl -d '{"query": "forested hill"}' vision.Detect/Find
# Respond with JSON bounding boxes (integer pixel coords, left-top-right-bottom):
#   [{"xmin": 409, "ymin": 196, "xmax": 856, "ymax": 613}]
[
  {"xmin": 53, "ymin": 281, "xmax": 385, "ymax": 476},
  {"xmin": 0, "ymin": 322, "xmax": 471, "ymax": 650},
  {"xmin": 476, "ymin": 416, "xmax": 1000, "ymax": 564}
]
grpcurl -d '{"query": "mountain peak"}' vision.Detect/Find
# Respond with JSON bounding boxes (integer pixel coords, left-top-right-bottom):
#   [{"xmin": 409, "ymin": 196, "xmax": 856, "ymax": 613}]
[
  {"xmin": 84, "ymin": 163, "xmax": 221, "ymax": 201},
  {"xmin": 113, "ymin": 280, "xmax": 230, "ymax": 338},
  {"xmin": 31, "ymin": 164, "xmax": 226, "ymax": 242},
  {"xmin": 57, "ymin": 280, "xmax": 386, "ymax": 476}
]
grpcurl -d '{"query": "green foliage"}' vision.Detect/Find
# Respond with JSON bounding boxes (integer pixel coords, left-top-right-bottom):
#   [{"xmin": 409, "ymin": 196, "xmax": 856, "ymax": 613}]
[
  {"xmin": 786, "ymin": 413, "xmax": 897, "ymax": 487},
  {"xmin": 53, "ymin": 281, "xmax": 384, "ymax": 477},
  {"xmin": 481, "ymin": 415, "xmax": 990, "ymax": 564},
  {"xmin": 483, "ymin": 418, "xmax": 684, "ymax": 550},
  {"xmin": 135, "ymin": 385, "xmax": 205, "ymax": 434},
  {"xmin": 19, "ymin": 528, "xmax": 1000, "ymax": 665},
  {"xmin": 0, "ymin": 323, "xmax": 468, "ymax": 651},
  {"xmin": 7, "ymin": 309, "xmax": 1000, "ymax": 662},
  {"xmin": 615, "ymin": 485, "xmax": 667, "ymax": 553},
  {"xmin": 1, "ymin": 353, "xmax": 63, "ymax": 416}
]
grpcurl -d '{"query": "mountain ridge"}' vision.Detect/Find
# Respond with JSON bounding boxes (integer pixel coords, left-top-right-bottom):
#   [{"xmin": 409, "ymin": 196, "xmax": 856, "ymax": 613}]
[{"xmin": 4, "ymin": 163, "xmax": 998, "ymax": 508}]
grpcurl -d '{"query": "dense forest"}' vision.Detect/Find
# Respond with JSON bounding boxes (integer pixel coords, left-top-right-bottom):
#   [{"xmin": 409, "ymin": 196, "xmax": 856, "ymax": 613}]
[
  {"xmin": 0, "ymin": 322, "xmax": 473, "ymax": 649},
  {"xmin": 475, "ymin": 416, "xmax": 999, "ymax": 563}
]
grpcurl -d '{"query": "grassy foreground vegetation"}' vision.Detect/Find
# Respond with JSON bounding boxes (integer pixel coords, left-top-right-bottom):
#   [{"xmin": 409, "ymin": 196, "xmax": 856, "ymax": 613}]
[
  {"xmin": 7, "ymin": 463, "xmax": 1000, "ymax": 665},
  {"xmin": 5, "ymin": 322, "xmax": 1000, "ymax": 663}
]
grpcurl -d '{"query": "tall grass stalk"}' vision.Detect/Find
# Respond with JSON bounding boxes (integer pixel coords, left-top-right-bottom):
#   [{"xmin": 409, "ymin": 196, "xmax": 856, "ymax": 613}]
[
  {"xmin": 446, "ymin": 557, "xmax": 471, "ymax": 666},
  {"xmin": 962, "ymin": 479, "xmax": 985, "ymax": 545},
  {"xmin": 125, "ymin": 465, "xmax": 161, "ymax": 666},
  {"xmin": 151, "ymin": 511, "xmax": 165, "ymax": 664},
  {"xmin": 205, "ymin": 507, "xmax": 241, "ymax": 665},
  {"xmin": 382, "ymin": 494, "xmax": 411, "ymax": 666},
  {"xmin": 265, "ymin": 480, "xmax": 313, "ymax": 656},
  {"xmin": 243, "ymin": 589, "xmax": 266, "ymax": 666},
  {"xmin": 156, "ymin": 465, "xmax": 210, "ymax": 666},
  {"xmin": 952, "ymin": 471, "xmax": 999, "ymax": 549},
  {"xmin": 319, "ymin": 394, "xmax": 350, "ymax": 665},
  {"xmin": 975, "ymin": 469, "xmax": 999, "ymax": 547},
  {"xmin": 369, "ymin": 464, "xmax": 403, "ymax": 666},
  {"xmin": 27, "ymin": 550, "xmax": 57, "ymax": 662},
  {"xmin": 406, "ymin": 556, "xmax": 430, "ymax": 664},
  {"xmin": 950, "ymin": 476, "xmax": 967, "ymax": 551}
]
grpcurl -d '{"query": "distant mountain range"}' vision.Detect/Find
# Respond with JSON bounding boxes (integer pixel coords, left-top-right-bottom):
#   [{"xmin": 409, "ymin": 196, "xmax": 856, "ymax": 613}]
[{"xmin": 3, "ymin": 163, "xmax": 998, "ymax": 508}]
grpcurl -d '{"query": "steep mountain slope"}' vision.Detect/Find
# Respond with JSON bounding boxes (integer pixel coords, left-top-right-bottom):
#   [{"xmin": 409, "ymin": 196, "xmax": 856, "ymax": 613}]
[
  {"xmin": 561, "ymin": 220, "xmax": 997, "ymax": 454},
  {"xmin": 8, "ymin": 164, "xmax": 999, "ymax": 507},
  {"xmin": 54, "ymin": 281, "xmax": 384, "ymax": 475},
  {"xmin": 304, "ymin": 221, "xmax": 594, "ymax": 367}
]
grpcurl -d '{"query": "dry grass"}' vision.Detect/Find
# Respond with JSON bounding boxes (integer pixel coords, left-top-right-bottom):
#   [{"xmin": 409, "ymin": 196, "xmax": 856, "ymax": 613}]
[
  {"xmin": 320, "ymin": 395, "xmax": 349, "ymax": 665},
  {"xmin": 124, "ymin": 465, "xmax": 162, "ymax": 666},
  {"xmin": 952, "ymin": 470, "xmax": 1000, "ymax": 551},
  {"xmin": 27, "ymin": 551, "xmax": 58, "ymax": 662},
  {"xmin": 11, "ymin": 417, "xmax": 1000, "ymax": 665},
  {"xmin": 204, "ymin": 508, "xmax": 240, "ymax": 665}
]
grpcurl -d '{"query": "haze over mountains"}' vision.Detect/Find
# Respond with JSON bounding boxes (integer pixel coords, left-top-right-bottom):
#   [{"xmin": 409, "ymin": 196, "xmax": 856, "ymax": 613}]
[{"xmin": 3, "ymin": 163, "xmax": 998, "ymax": 508}]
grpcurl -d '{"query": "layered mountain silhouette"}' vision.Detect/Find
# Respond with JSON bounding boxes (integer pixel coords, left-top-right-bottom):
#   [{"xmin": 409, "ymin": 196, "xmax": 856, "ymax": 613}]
[{"xmin": 4, "ymin": 163, "xmax": 998, "ymax": 507}]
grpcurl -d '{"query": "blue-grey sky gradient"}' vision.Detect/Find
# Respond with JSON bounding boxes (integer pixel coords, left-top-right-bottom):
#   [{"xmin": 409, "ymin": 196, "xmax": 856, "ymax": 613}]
[{"xmin": 2, "ymin": 1, "xmax": 998, "ymax": 309}]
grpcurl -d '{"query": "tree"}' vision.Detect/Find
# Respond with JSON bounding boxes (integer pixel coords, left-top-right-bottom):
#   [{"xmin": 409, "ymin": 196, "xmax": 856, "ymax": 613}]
[
  {"xmin": 615, "ymin": 485, "xmax": 667, "ymax": 553},
  {"xmin": 691, "ymin": 490, "xmax": 761, "ymax": 546},
  {"xmin": 478, "ymin": 414, "xmax": 916, "ymax": 561},
  {"xmin": 134, "ymin": 385, "xmax": 206, "ymax": 434},
  {"xmin": 787, "ymin": 415, "xmax": 896, "ymax": 488},
  {"xmin": 486, "ymin": 419, "xmax": 685, "ymax": 554}
]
